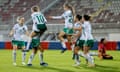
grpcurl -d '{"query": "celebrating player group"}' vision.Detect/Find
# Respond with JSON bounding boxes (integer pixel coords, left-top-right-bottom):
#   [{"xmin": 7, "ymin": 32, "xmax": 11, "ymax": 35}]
[{"xmin": 9, "ymin": 3, "xmax": 95, "ymax": 67}]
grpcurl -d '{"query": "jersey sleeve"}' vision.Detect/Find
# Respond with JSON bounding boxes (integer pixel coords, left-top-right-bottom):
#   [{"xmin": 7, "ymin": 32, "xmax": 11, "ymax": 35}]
[{"xmin": 31, "ymin": 15, "xmax": 37, "ymax": 24}]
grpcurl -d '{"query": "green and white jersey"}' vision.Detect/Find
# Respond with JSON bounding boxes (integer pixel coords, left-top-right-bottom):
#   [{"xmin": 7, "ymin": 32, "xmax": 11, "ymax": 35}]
[
  {"xmin": 12, "ymin": 24, "xmax": 28, "ymax": 41},
  {"xmin": 74, "ymin": 22, "xmax": 81, "ymax": 34},
  {"xmin": 80, "ymin": 21, "xmax": 93, "ymax": 40},
  {"xmin": 52, "ymin": 10, "xmax": 73, "ymax": 28},
  {"xmin": 31, "ymin": 12, "xmax": 47, "ymax": 25},
  {"xmin": 31, "ymin": 12, "xmax": 47, "ymax": 31}
]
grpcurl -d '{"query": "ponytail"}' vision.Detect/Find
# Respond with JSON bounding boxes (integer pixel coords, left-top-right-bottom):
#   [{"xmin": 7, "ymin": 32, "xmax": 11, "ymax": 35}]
[
  {"xmin": 64, "ymin": 3, "xmax": 75, "ymax": 16},
  {"xmin": 70, "ymin": 6, "xmax": 75, "ymax": 16}
]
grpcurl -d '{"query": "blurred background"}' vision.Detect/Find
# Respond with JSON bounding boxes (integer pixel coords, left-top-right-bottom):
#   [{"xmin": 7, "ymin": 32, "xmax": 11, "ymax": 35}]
[{"xmin": 0, "ymin": 0, "xmax": 120, "ymax": 41}]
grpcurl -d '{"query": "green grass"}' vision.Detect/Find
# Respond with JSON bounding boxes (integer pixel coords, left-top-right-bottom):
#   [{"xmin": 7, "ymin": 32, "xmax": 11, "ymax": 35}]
[{"xmin": 0, "ymin": 50, "xmax": 120, "ymax": 72}]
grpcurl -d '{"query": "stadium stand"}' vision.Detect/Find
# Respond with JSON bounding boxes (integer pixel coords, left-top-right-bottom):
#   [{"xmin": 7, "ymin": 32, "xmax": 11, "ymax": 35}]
[
  {"xmin": 0, "ymin": 0, "xmax": 58, "ymax": 41},
  {"xmin": 0, "ymin": 0, "xmax": 120, "ymax": 41},
  {"xmin": 46, "ymin": 0, "xmax": 120, "ymax": 24},
  {"xmin": 0, "ymin": 0, "xmax": 54, "ymax": 25},
  {"xmin": 0, "ymin": 0, "xmax": 120, "ymax": 25}
]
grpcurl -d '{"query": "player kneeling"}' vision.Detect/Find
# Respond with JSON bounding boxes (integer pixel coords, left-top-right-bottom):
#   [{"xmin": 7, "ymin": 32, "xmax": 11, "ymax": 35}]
[
  {"xmin": 27, "ymin": 33, "xmax": 48, "ymax": 66},
  {"xmin": 98, "ymin": 38, "xmax": 113, "ymax": 60}
]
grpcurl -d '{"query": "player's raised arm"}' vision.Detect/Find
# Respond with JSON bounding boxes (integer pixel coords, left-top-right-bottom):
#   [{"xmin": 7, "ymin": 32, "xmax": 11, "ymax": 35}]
[{"xmin": 49, "ymin": 14, "xmax": 64, "ymax": 19}]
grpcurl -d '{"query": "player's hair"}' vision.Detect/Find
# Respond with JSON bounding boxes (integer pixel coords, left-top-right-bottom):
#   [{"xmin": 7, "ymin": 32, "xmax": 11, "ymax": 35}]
[
  {"xmin": 64, "ymin": 3, "xmax": 75, "ymax": 16},
  {"xmin": 83, "ymin": 15, "xmax": 91, "ymax": 21},
  {"xmin": 100, "ymin": 38, "xmax": 105, "ymax": 43},
  {"xmin": 17, "ymin": 16, "xmax": 24, "ymax": 22},
  {"xmin": 76, "ymin": 14, "xmax": 82, "ymax": 21},
  {"xmin": 31, "ymin": 5, "xmax": 40, "ymax": 12}
]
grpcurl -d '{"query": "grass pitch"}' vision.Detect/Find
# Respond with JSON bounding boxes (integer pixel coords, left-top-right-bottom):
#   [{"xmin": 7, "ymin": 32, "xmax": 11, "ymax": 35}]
[{"xmin": 0, "ymin": 50, "xmax": 120, "ymax": 72}]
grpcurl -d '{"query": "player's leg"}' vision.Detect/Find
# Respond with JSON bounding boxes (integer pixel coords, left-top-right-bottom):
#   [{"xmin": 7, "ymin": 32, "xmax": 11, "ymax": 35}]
[
  {"xmin": 103, "ymin": 54, "xmax": 113, "ymax": 59},
  {"xmin": 72, "ymin": 39, "xmax": 80, "ymax": 59},
  {"xmin": 26, "ymin": 24, "xmax": 46, "ymax": 51},
  {"xmin": 84, "ymin": 48, "xmax": 93, "ymax": 66},
  {"xmin": 75, "ymin": 40, "xmax": 90, "ymax": 65},
  {"xmin": 73, "ymin": 46, "xmax": 80, "ymax": 66},
  {"xmin": 27, "ymin": 48, "xmax": 37, "ymax": 66},
  {"xmin": 27, "ymin": 39, "xmax": 38, "ymax": 66},
  {"xmin": 12, "ymin": 40, "xmax": 18, "ymax": 66},
  {"xmin": 73, "ymin": 40, "xmax": 84, "ymax": 66},
  {"xmin": 26, "ymin": 31, "xmax": 37, "ymax": 51},
  {"xmin": 78, "ymin": 51, "xmax": 89, "ymax": 65},
  {"xmin": 89, "ymin": 52, "xmax": 98, "ymax": 56},
  {"xmin": 83, "ymin": 40, "xmax": 95, "ymax": 67},
  {"xmin": 58, "ymin": 31, "xmax": 65, "ymax": 42},
  {"xmin": 58, "ymin": 30, "xmax": 67, "ymax": 53},
  {"xmin": 66, "ymin": 28, "xmax": 74, "ymax": 49},
  {"xmin": 20, "ymin": 41, "xmax": 26, "ymax": 65},
  {"xmin": 39, "ymin": 44, "xmax": 48, "ymax": 66},
  {"xmin": 66, "ymin": 35, "xmax": 74, "ymax": 50},
  {"xmin": 66, "ymin": 28, "xmax": 74, "ymax": 42},
  {"xmin": 39, "ymin": 30, "xmax": 45, "ymax": 37}
]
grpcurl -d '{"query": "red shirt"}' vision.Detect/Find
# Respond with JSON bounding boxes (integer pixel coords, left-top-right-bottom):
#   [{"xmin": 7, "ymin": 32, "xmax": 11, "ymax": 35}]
[{"xmin": 98, "ymin": 43, "xmax": 106, "ymax": 54}]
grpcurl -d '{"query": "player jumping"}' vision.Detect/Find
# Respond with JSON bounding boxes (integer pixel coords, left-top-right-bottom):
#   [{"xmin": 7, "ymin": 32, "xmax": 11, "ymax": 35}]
[
  {"xmin": 26, "ymin": 5, "xmax": 47, "ymax": 51},
  {"xmin": 49, "ymin": 3, "xmax": 75, "ymax": 53},
  {"xmin": 26, "ymin": 5, "xmax": 48, "ymax": 66}
]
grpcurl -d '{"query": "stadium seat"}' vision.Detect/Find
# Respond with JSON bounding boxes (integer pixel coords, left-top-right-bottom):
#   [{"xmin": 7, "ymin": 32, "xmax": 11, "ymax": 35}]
[{"xmin": 1, "ymin": 0, "xmax": 120, "ymax": 24}]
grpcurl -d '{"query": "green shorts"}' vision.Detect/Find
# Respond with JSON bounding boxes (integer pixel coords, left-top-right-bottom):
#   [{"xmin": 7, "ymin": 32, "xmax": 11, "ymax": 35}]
[
  {"xmin": 12, "ymin": 40, "xmax": 25, "ymax": 47},
  {"xmin": 37, "ymin": 24, "xmax": 47, "ymax": 32},
  {"xmin": 75, "ymin": 40, "xmax": 85, "ymax": 48},
  {"xmin": 31, "ymin": 39, "xmax": 40, "ymax": 48},
  {"xmin": 63, "ymin": 28, "xmax": 74, "ymax": 35},
  {"xmin": 84, "ymin": 40, "xmax": 94, "ymax": 48}
]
